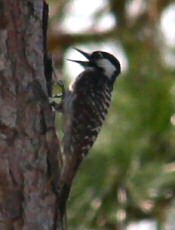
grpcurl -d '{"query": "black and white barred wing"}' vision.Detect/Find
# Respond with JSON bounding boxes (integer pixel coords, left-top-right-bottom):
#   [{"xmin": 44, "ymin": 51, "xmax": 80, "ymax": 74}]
[{"xmin": 66, "ymin": 69, "xmax": 112, "ymax": 158}]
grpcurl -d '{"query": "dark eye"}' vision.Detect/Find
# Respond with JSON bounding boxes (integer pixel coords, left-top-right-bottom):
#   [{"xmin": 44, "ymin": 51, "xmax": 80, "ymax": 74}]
[{"xmin": 92, "ymin": 51, "xmax": 103, "ymax": 59}]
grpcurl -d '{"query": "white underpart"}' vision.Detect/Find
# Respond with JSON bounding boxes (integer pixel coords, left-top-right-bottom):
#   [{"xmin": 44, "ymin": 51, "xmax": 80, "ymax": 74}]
[
  {"xmin": 69, "ymin": 80, "xmax": 74, "ymax": 91},
  {"xmin": 97, "ymin": 59, "xmax": 116, "ymax": 79}
]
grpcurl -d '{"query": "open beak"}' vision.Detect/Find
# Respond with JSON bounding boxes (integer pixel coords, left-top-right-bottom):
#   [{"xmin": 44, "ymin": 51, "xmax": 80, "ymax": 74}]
[
  {"xmin": 73, "ymin": 48, "xmax": 90, "ymax": 60},
  {"xmin": 67, "ymin": 48, "xmax": 91, "ymax": 67}
]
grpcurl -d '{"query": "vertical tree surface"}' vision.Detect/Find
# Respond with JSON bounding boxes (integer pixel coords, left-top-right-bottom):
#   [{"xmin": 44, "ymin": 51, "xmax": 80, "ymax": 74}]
[{"xmin": 0, "ymin": 0, "xmax": 62, "ymax": 229}]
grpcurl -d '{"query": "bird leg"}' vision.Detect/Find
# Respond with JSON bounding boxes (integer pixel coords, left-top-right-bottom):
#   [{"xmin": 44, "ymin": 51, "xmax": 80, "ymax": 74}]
[{"xmin": 49, "ymin": 80, "xmax": 65, "ymax": 113}]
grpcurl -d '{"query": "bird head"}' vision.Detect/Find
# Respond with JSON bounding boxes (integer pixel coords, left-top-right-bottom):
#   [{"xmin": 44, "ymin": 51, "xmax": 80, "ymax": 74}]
[{"xmin": 68, "ymin": 48, "xmax": 121, "ymax": 82}]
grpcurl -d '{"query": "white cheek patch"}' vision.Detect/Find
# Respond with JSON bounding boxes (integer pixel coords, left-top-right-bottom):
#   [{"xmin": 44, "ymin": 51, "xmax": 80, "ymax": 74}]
[{"xmin": 97, "ymin": 59, "xmax": 116, "ymax": 79}]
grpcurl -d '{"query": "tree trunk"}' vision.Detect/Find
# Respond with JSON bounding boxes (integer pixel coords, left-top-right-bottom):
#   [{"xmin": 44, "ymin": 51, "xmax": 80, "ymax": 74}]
[{"xmin": 0, "ymin": 0, "xmax": 62, "ymax": 229}]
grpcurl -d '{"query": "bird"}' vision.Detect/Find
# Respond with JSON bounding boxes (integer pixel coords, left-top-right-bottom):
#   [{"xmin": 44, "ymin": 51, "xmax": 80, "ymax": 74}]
[
  {"xmin": 62, "ymin": 48, "xmax": 121, "ymax": 160},
  {"xmin": 57, "ymin": 48, "xmax": 121, "ymax": 218}
]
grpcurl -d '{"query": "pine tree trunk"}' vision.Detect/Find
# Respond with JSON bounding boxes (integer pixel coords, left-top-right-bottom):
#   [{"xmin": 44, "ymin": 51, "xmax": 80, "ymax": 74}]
[{"xmin": 0, "ymin": 0, "xmax": 62, "ymax": 229}]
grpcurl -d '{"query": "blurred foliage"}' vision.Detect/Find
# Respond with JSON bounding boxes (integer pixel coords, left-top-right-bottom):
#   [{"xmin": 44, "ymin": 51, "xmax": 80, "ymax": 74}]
[{"xmin": 48, "ymin": 0, "xmax": 175, "ymax": 229}]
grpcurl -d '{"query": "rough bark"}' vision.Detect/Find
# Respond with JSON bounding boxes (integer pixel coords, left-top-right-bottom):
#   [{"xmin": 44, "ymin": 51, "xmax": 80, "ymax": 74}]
[{"xmin": 0, "ymin": 0, "xmax": 62, "ymax": 229}]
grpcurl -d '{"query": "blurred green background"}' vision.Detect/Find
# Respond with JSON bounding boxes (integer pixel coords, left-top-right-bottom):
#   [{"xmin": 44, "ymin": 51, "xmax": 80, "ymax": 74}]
[{"xmin": 48, "ymin": 0, "xmax": 175, "ymax": 229}]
